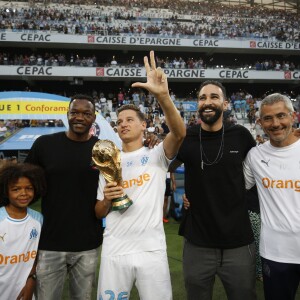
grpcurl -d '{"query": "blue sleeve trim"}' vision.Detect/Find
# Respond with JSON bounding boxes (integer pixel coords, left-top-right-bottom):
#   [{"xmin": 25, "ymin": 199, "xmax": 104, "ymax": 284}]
[
  {"xmin": 0, "ymin": 207, "xmax": 7, "ymax": 222},
  {"xmin": 27, "ymin": 208, "xmax": 43, "ymax": 225}
]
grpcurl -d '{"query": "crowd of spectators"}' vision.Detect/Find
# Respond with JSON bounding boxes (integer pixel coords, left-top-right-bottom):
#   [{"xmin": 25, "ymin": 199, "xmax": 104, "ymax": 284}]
[
  {"xmin": 1, "ymin": 51, "xmax": 299, "ymax": 71},
  {"xmin": 0, "ymin": 118, "xmax": 64, "ymax": 143},
  {"xmin": 0, "ymin": 118, "xmax": 64, "ymax": 130},
  {"xmin": 0, "ymin": 52, "xmax": 98, "ymax": 67},
  {"xmin": 12, "ymin": 0, "xmax": 299, "ymax": 18},
  {"xmin": 0, "ymin": 0, "xmax": 299, "ymax": 41}
]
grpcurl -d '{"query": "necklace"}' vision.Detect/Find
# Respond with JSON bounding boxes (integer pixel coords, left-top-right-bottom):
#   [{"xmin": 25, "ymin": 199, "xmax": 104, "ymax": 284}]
[{"xmin": 199, "ymin": 125, "xmax": 224, "ymax": 170}]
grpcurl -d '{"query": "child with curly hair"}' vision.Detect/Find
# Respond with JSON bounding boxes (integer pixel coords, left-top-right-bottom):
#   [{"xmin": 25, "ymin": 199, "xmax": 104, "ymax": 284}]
[{"xmin": 0, "ymin": 163, "xmax": 46, "ymax": 300}]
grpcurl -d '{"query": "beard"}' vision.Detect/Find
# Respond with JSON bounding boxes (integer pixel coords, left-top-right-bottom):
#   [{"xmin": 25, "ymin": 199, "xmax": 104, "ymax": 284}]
[{"xmin": 198, "ymin": 105, "xmax": 223, "ymax": 125}]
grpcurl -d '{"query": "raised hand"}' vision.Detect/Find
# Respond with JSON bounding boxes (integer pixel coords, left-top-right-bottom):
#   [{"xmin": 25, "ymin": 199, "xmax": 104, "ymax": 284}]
[{"xmin": 132, "ymin": 50, "xmax": 169, "ymax": 100}]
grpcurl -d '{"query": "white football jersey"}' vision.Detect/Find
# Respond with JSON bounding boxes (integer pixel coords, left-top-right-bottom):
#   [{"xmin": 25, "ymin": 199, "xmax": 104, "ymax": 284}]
[
  {"xmin": 244, "ymin": 139, "xmax": 300, "ymax": 263},
  {"xmin": 0, "ymin": 207, "xmax": 43, "ymax": 299}
]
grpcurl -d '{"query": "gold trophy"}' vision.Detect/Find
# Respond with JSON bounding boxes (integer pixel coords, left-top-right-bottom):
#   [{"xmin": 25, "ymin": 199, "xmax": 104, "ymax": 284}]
[{"xmin": 92, "ymin": 140, "xmax": 133, "ymax": 211}]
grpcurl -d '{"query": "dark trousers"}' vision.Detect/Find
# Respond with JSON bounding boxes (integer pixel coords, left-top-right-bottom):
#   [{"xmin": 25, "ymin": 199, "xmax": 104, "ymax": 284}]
[
  {"xmin": 183, "ymin": 239, "xmax": 257, "ymax": 300},
  {"xmin": 261, "ymin": 257, "xmax": 300, "ymax": 300}
]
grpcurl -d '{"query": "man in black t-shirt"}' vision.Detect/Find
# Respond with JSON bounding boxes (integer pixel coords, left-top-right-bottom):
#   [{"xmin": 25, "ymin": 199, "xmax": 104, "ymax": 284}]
[
  {"xmin": 172, "ymin": 81, "xmax": 257, "ymax": 300},
  {"xmin": 26, "ymin": 95, "xmax": 103, "ymax": 300}
]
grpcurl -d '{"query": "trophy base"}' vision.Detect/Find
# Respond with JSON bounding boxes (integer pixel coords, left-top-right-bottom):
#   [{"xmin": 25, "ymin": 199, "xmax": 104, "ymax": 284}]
[{"xmin": 112, "ymin": 194, "xmax": 133, "ymax": 211}]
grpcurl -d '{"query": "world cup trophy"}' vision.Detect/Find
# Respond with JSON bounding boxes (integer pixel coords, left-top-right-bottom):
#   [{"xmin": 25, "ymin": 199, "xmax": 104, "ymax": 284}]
[{"xmin": 92, "ymin": 140, "xmax": 133, "ymax": 211}]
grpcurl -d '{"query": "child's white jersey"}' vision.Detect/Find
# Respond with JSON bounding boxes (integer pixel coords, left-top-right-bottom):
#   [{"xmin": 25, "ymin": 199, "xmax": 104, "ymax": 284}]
[
  {"xmin": 0, "ymin": 207, "xmax": 43, "ymax": 299},
  {"xmin": 244, "ymin": 139, "xmax": 300, "ymax": 264},
  {"xmin": 97, "ymin": 143, "xmax": 171, "ymax": 257}
]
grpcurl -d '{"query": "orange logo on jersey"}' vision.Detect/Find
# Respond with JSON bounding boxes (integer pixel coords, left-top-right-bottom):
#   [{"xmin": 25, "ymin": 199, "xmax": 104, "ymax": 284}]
[
  {"xmin": 122, "ymin": 173, "xmax": 150, "ymax": 189},
  {"xmin": 262, "ymin": 177, "xmax": 300, "ymax": 192},
  {"xmin": 0, "ymin": 250, "xmax": 37, "ymax": 265}
]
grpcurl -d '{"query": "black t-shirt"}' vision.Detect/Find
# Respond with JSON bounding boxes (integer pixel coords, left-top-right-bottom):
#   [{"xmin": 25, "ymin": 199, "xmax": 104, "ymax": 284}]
[
  {"xmin": 26, "ymin": 132, "xmax": 103, "ymax": 252},
  {"xmin": 177, "ymin": 123, "xmax": 256, "ymax": 249}
]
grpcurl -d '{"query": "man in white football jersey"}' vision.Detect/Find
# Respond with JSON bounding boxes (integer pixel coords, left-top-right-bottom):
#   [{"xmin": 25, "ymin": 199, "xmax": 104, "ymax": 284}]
[
  {"xmin": 95, "ymin": 50, "xmax": 186, "ymax": 300},
  {"xmin": 244, "ymin": 93, "xmax": 300, "ymax": 300}
]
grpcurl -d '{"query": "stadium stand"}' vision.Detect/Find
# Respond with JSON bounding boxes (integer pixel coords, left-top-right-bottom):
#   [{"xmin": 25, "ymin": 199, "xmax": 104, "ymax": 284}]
[{"xmin": 0, "ymin": 0, "xmax": 299, "ymax": 113}]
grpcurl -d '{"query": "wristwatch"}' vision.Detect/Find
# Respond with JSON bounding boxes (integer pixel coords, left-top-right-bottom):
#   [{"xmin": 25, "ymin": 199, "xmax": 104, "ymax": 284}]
[{"xmin": 27, "ymin": 273, "xmax": 37, "ymax": 280}]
